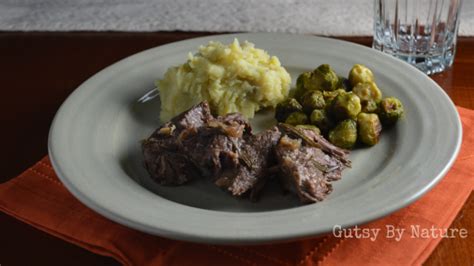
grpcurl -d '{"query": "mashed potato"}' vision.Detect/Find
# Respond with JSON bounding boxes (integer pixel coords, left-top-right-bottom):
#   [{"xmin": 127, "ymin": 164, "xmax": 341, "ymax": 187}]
[{"xmin": 157, "ymin": 39, "xmax": 291, "ymax": 121}]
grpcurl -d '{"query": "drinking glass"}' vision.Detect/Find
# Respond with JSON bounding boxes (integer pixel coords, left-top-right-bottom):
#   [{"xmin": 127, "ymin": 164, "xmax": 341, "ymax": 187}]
[{"xmin": 373, "ymin": 0, "xmax": 463, "ymax": 75}]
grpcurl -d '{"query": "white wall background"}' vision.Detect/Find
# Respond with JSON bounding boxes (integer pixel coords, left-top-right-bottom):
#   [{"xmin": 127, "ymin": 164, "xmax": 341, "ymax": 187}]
[{"xmin": 0, "ymin": 0, "xmax": 472, "ymax": 36}]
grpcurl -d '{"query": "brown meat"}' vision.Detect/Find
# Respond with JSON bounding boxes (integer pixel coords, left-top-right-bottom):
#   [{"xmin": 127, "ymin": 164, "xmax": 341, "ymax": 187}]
[
  {"xmin": 177, "ymin": 112, "xmax": 250, "ymax": 177},
  {"xmin": 142, "ymin": 101, "xmax": 351, "ymax": 203},
  {"xmin": 179, "ymin": 126, "xmax": 241, "ymax": 179},
  {"xmin": 142, "ymin": 102, "xmax": 214, "ymax": 185},
  {"xmin": 297, "ymin": 126, "xmax": 351, "ymax": 167},
  {"xmin": 214, "ymin": 127, "xmax": 281, "ymax": 196},
  {"xmin": 142, "ymin": 137, "xmax": 200, "ymax": 185},
  {"xmin": 275, "ymin": 132, "xmax": 349, "ymax": 203},
  {"xmin": 171, "ymin": 101, "xmax": 214, "ymax": 131}
]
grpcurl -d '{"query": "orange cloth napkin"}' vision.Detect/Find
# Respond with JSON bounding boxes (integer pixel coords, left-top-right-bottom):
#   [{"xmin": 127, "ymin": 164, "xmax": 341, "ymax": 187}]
[{"xmin": 1, "ymin": 107, "xmax": 474, "ymax": 266}]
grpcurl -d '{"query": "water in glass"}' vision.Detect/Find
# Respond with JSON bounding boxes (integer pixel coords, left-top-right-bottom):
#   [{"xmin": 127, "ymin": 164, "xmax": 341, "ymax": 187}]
[{"xmin": 374, "ymin": 0, "xmax": 463, "ymax": 75}]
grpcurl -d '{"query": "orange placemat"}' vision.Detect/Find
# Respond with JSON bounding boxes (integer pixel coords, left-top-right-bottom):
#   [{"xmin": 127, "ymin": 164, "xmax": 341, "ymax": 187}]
[{"xmin": 1, "ymin": 107, "xmax": 473, "ymax": 266}]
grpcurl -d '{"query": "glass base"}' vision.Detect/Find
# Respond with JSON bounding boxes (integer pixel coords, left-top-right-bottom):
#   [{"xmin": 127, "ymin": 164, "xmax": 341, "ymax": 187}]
[{"xmin": 373, "ymin": 41, "xmax": 455, "ymax": 75}]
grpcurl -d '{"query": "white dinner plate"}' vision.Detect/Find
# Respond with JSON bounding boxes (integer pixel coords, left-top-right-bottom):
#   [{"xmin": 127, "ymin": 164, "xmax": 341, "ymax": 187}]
[{"xmin": 48, "ymin": 33, "xmax": 462, "ymax": 244}]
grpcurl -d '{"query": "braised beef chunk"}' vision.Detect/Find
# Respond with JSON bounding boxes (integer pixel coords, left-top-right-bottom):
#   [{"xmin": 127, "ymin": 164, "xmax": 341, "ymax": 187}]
[
  {"xmin": 142, "ymin": 102, "xmax": 250, "ymax": 186},
  {"xmin": 142, "ymin": 102, "xmax": 214, "ymax": 185},
  {"xmin": 142, "ymin": 139, "xmax": 199, "ymax": 185},
  {"xmin": 214, "ymin": 127, "xmax": 281, "ymax": 196},
  {"xmin": 142, "ymin": 101, "xmax": 351, "ymax": 203},
  {"xmin": 275, "ymin": 128, "xmax": 349, "ymax": 203},
  {"xmin": 296, "ymin": 127, "xmax": 351, "ymax": 167},
  {"xmin": 179, "ymin": 126, "xmax": 241, "ymax": 179},
  {"xmin": 170, "ymin": 101, "xmax": 213, "ymax": 131},
  {"xmin": 216, "ymin": 112, "xmax": 253, "ymax": 137},
  {"xmin": 176, "ymin": 112, "xmax": 249, "ymax": 178}
]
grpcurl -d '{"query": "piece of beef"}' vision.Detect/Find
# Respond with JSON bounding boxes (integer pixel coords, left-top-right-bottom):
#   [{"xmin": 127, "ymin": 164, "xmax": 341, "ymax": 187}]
[
  {"xmin": 214, "ymin": 127, "xmax": 281, "ymax": 196},
  {"xmin": 170, "ymin": 101, "xmax": 214, "ymax": 131},
  {"xmin": 143, "ymin": 101, "xmax": 351, "ymax": 204},
  {"xmin": 142, "ymin": 102, "xmax": 214, "ymax": 185},
  {"xmin": 275, "ymin": 126, "xmax": 350, "ymax": 203},
  {"xmin": 216, "ymin": 112, "xmax": 253, "ymax": 137},
  {"xmin": 178, "ymin": 112, "xmax": 251, "ymax": 179},
  {"xmin": 179, "ymin": 127, "xmax": 241, "ymax": 179},
  {"xmin": 296, "ymin": 127, "xmax": 351, "ymax": 167},
  {"xmin": 142, "ymin": 136, "xmax": 200, "ymax": 185}
]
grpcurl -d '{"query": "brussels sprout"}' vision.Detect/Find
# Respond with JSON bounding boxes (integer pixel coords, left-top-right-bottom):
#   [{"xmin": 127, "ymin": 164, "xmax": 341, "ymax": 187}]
[
  {"xmin": 311, "ymin": 64, "xmax": 339, "ymax": 91},
  {"xmin": 310, "ymin": 109, "xmax": 332, "ymax": 133},
  {"xmin": 352, "ymin": 81, "xmax": 382, "ymax": 103},
  {"xmin": 296, "ymin": 124, "xmax": 321, "ymax": 135},
  {"xmin": 302, "ymin": 91, "xmax": 325, "ymax": 112},
  {"xmin": 329, "ymin": 119, "xmax": 358, "ymax": 149},
  {"xmin": 349, "ymin": 64, "xmax": 375, "ymax": 87},
  {"xmin": 361, "ymin": 99, "xmax": 379, "ymax": 113},
  {"xmin": 275, "ymin": 98, "xmax": 303, "ymax": 122},
  {"xmin": 294, "ymin": 71, "xmax": 312, "ymax": 101},
  {"xmin": 337, "ymin": 76, "xmax": 352, "ymax": 91},
  {"xmin": 378, "ymin": 97, "xmax": 404, "ymax": 126},
  {"xmin": 332, "ymin": 92, "xmax": 362, "ymax": 120},
  {"xmin": 323, "ymin": 89, "xmax": 346, "ymax": 107},
  {"xmin": 296, "ymin": 71, "xmax": 311, "ymax": 90},
  {"xmin": 357, "ymin": 113, "xmax": 382, "ymax": 146},
  {"xmin": 285, "ymin": 111, "xmax": 309, "ymax": 125}
]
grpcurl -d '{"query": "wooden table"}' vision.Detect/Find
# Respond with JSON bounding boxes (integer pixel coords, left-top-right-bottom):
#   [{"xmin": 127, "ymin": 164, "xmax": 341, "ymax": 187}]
[{"xmin": 0, "ymin": 32, "xmax": 472, "ymax": 265}]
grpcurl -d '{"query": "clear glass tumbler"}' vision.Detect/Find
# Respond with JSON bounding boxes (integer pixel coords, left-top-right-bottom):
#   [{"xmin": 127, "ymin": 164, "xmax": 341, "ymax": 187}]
[{"xmin": 373, "ymin": 0, "xmax": 463, "ymax": 75}]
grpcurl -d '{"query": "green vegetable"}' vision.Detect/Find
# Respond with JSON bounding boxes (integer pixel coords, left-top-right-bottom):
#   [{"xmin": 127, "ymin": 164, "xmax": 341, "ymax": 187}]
[
  {"xmin": 349, "ymin": 64, "xmax": 375, "ymax": 87},
  {"xmin": 285, "ymin": 111, "xmax": 309, "ymax": 125},
  {"xmin": 332, "ymin": 92, "xmax": 362, "ymax": 120},
  {"xmin": 311, "ymin": 64, "xmax": 339, "ymax": 91},
  {"xmin": 296, "ymin": 124, "xmax": 321, "ymax": 135},
  {"xmin": 337, "ymin": 76, "xmax": 352, "ymax": 91},
  {"xmin": 323, "ymin": 89, "xmax": 346, "ymax": 103},
  {"xmin": 352, "ymin": 81, "xmax": 382, "ymax": 103},
  {"xmin": 302, "ymin": 90, "xmax": 325, "ymax": 112},
  {"xmin": 275, "ymin": 98, "xmax": 303, "ymax": 122},
  {"xmin": 378, "ymin": 97, "xmax": 404, "ymax": 126},
  {"xmin": 285, "ymin": 65, "xmax": 404, "ymax": 151},
  {"xmin": 310, "ymin": 109, "xmax": 332, "ymax": 133},
  {"xmin": 329, "ymin": 119, "xmax": 358, "ymax": 149},
  {"xmin": 357, "ymin": 113, "xmax": 382, "ymax": 146},
  {"xmin": 294, "ymin": 71, "xmax": 312, "ymax": 101},
  {"xmin": 361, "ymin": 99, "xmax": 379, "ymax": 113}
]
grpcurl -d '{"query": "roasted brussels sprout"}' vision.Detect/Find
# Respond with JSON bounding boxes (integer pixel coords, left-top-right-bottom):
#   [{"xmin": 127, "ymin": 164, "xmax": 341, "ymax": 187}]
[
  {"xmin": 310, "ymin": 109, "xmax": 332, "ymax": 133},
  {"xmin": 357, "ymin": 113, "xmax": 382, "ymax": 146},
  {"xmin": 329, "ymin": 119, "xmax": 358, "ymax": 149},
  {"xmin": 296, "ymin": 124, "xmax": 321, "ymax": 135},
  {"xmin": 352, "ymin": 81, "xmax": 382, "ymax": 103},
  {"xmin": 337, "ymin": 76, "xmax": 352, "ymax": 91},
  {"xmin": 378, "ymin": 97, "xmax": 404, "ymax": 126},
  {"xmin": 287, "ymin": 65, "xmax": 404, "ymax": 150},
  {"xmin": 361, "ymin": 99, "xmax": 379, "ymax": 113},
  {"xmin": 296, "ymin": 71, "xmax": 311, "ymax": 90},
  {"xmin": 275, "ymin": 98, "xmax": 303, "ymax": 122},
  {"xmin": 332, "ymin": 92, "xmax": 362, "ymax": 120},
  {"xmin": 285, "ymin": 111, "xmax": 309, "ymax": 125},
  {"xmin": 323, "ymin": 89, "xmax": 346, "ymax": 104},
  {"xmin": 294, "ymin": 71, "xmax": 312, "ymax": 101},
  {"xmin": 311, "ymin": 64, "xmax": 339, "ymax": 91},
  {"xmin": 349, "ymin": 64, "xmax": 375, "ymax": 87},
  {"xmin": 310, "ymin": 109, "xmax": 326, "ymax": 125},
  {"xmin": 302, "ymin": 91, "xmax": 325, "ymax": 112}
]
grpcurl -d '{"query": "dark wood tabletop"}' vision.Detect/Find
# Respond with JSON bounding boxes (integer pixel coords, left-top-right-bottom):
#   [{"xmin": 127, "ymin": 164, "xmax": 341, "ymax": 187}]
[{"xmin": 0, "ymin": 32, "xmax": 472, "ymax": 266}]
